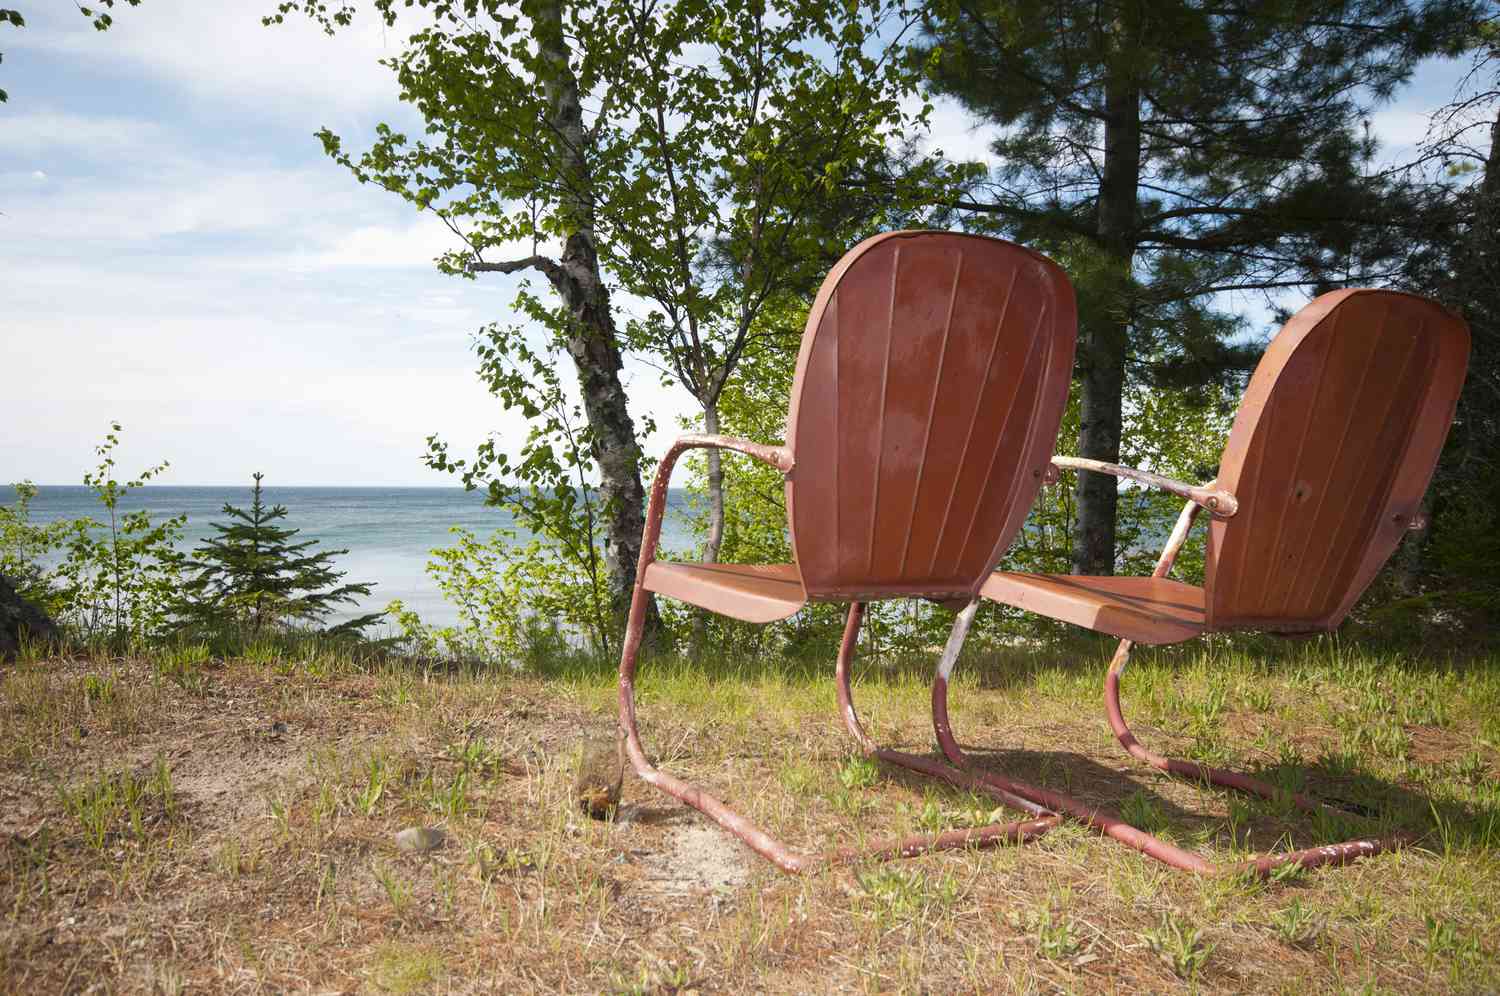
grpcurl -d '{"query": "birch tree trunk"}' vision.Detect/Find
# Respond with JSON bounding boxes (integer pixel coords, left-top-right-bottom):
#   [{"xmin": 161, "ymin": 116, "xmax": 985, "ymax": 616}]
[{"xmin": 534, "ymin": 0, "xmax": 659, "ymax": 641}]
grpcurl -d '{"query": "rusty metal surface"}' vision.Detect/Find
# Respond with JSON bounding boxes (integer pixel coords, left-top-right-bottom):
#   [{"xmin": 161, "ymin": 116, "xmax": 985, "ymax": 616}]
[
  {"xmin": 837, "ymin": 602, "xmax": 1052, "ymax": 820},
  {"xmin": 936, "ymin": 469, "xmax": 1415, "ymax": 875},
  {"xmin": 642, "ymin": 562, "xmax": 804, "ymax": 624},
  {"xmin": 979, "ymin": 572, "xmax": 1207, "ymax": 644},
  {"xmin": 784, "ymin": 231, "xmax": 1076, "ymax": 602},
  {"xmin": 1207, "ymin": 289, "xmax": 1470, "ymax": 633},
  {"xmin": 1050, "ymin": 456, "xmax": 1238, "ymax": 517}
]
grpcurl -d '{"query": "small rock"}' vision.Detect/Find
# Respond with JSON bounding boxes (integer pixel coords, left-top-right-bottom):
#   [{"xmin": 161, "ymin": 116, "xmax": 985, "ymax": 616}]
[{"xmin": 394, "ymin": 826, "xmax": 445, "ymax": 853}]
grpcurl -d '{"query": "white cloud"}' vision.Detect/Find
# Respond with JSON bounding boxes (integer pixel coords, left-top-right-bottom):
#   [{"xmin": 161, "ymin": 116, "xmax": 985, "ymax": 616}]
[
  {"xmin": 2, "ymin": 111, "xmax": 170, "ymax": 158},
  {"xmin": 296, "ymin": 219, "xmax": 464, "ymax": 270},
  {"xmin": 916, "ymin": 95, "xmax": 1001, "ymax": 165},
  {"xmin": 12, "ymin": 0, "xmax": 412, "ymax": 125}
]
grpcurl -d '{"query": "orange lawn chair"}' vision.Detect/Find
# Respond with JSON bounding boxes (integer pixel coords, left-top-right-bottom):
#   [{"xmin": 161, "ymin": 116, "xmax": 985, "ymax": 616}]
[{"xmin": 615, "ymin": 230, "xmax": 1077, "ymax": 872}]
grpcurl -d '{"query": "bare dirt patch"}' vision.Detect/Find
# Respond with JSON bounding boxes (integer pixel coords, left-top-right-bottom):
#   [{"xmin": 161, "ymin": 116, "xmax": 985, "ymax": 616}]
[{"xmin": 636, "ymin": 820, "xmax": 753, "ymax": 897}]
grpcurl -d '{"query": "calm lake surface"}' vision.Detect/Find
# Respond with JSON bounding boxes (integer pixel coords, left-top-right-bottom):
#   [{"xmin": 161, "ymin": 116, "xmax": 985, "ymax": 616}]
[{"xmin": 4, "ymin": 485, "xmax": 698, "ymax": 629}]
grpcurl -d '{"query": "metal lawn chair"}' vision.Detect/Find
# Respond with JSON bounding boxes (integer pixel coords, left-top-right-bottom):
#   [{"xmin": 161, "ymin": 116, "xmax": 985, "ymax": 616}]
[
  {"xmin": 616, "ymin": 230, "xmax": 1078, "ymax": 873},
  {"xmin": 923, "ymin": 288, "xmax": 1471, "ymax": 875}
]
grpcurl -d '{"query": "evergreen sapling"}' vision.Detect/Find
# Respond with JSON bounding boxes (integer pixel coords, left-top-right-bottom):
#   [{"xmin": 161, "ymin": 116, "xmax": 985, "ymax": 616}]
[{"xmin": 178, "ymin": 473, "xmax": 381, "ymax": 636}]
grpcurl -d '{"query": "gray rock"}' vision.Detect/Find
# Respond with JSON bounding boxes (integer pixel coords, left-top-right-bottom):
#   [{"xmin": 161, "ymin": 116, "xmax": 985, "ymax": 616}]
[
  {"xmin": 394, "ymin": 826, "xmax": 445, "ymax": 853},
  {"xmin": 0, "ymin": 572, "xmax": 59, "ymax": 662}
]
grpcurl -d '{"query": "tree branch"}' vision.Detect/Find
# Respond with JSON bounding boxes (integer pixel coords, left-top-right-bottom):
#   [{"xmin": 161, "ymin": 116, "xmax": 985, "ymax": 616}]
[{"xmin": 469, "ymin": 254, "xmax": 563, "ymax": 281}]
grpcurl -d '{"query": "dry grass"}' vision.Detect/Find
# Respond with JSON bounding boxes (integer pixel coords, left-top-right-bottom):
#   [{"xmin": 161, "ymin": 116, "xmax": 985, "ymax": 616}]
[{"xmin": 1, "ymin": 633, "xmax": 1497, "ymax": 993}]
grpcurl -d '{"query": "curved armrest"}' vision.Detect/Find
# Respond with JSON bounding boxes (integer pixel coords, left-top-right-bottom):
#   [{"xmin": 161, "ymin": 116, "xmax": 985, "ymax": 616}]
[
  {"xmin": 635, "ymin": 435, "xmax": 795, "ymax": 573},
  {"xmin": 666, "ymin": 434, "xmax": 795, "ymax": 474},
  {"xmin": 1049, "ymin": 455, "xmax": 1238, "ymax": 518}
]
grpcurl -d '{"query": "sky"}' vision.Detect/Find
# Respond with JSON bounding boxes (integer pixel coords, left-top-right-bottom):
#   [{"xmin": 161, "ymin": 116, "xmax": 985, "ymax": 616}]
[{"xmin": 0, "ymin": 2, "xmax": 1478, "ymax": 486}]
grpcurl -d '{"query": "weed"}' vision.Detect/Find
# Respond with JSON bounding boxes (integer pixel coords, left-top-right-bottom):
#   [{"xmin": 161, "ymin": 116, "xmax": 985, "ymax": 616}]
[
  {"xmin": 612, "ymin": 961, "xmax": 693, "ymax": 995},
  {"xmin": 215, "ymin": 839, "xmax": 258, "ymax": 878},
  {"xmin": 1270, "ymin": 899, "xmax": 1322, "ymax": 946},
  {"xmin": 267, "ymin": 795, "xmax": 292, "ymax": 838},
  {"xmin": 1008, "ymin": 906, "xmax": 1081, "ymax": 961},
  {"xmin": 425, "ymin": 769, "xmax": 472, "ymax": 819},
  {"xmin": 777, "ymin": 759, "xmax": 819, "ymax": 797},
  {"xmin": 837, "ymin": 754, "xmax": 879, "ymax": 790},
  {"xmin": 1224, "ymin": 796, "xmax": 1254, "ymax": 851},
  {"xmin": 475, "ymin": 844, "xmax": 535, "ymax": 880},
  {"xmin": 378, "ymin": 672, "xmax": 417, "ymax": 708},
  {"xmin": 80, "ymin": 673, "xmax": 116, "ymax": 706},
  {"xmin": 1241, "ymin": 683, "xmax": 1275, "ymax": 713},
  {"xmin": 244, "ymin": 639, "xmax": 283, "ymax": 668},
  {"xmin": 1120, "ymin": 789, "xmax": 1167, "ymax": 834},
  {"xmin": 368, "ymin": 941, "xmax": 443, "ymax": 994},
  {"xmin": 1454, "ymin": 748, "xmax": 1490, "ymax": 785},
  {"xmin": 1423, "ymin": 913, "xmax": 1483, "ymax": 987},
  {"xmin": 1140, "ymin": 912, "xmax": 1215, "ymax": 979},
  {"xmin": 373, "ymin": 862, "xmax": 411, "ymax": 916},
  {"xmin": 1268, "ymin": 860, "xmax": 1306, "ymax": 886},
  {"xmin": 156, "ymin": 642, "xmax": 211, "ymax": 694},
  {"xmin": 914, "ymin": 797, "xmax": 947, "ymax": 834},
  {"xmin": 355, "ymin": 756, "xmax": 389, "ymax": 816},
  {"xmin": 57, "ymin": 756, "xmax": 176, "ymax": 851},
  {"xmin": 316, "ymin": 858, "xmax": 337, "ymax": 909},
  {"xmin": 855, "ymin": 866, "xmax": 958, "ymax": 925}
]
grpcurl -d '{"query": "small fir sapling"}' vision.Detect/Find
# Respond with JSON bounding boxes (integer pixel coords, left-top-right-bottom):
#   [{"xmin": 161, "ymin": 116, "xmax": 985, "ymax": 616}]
[{"xmin": 176, "ymin": 473, "xmax": 381, "ymax": 636}]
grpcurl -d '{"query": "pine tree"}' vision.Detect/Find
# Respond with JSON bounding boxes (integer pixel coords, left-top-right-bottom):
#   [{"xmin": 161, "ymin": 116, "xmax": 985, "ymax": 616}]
[
  {"xmin": 1391, "ymin": 12, "xmax": 1499, "ymax": 622},
  {"xmin": 920, "ymin": 0, "xmax": 1477, "ymax": 574},
  {"xmin": 177, "ymin": 474, "xmax": 381, "ymax": 636}
]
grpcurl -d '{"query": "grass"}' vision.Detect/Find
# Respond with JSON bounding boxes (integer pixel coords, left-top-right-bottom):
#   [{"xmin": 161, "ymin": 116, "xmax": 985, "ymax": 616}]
[{"xmin": 0, "ymin": 631, "xmax": 1496, "ymax": 992}]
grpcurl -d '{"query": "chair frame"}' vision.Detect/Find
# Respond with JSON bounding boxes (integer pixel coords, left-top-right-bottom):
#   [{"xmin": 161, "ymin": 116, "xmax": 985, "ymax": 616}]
[
  {"xmin": 617, "ymin": 435, "xmax": 1058, "ymax": 875},
  {"xmin": 616, "ymin": 230, "xmax": 1078, "ymax": 874}
]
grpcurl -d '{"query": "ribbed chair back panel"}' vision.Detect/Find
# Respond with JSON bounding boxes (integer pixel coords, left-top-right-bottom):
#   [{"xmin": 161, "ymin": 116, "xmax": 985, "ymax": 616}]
[
  {"xmin": 1206, "ymin": 289, "xmax": 1469, "ymax": 632},
  {"xmin": 785, "ymin": 231, "xmax": 1076, "ymax": 600}
]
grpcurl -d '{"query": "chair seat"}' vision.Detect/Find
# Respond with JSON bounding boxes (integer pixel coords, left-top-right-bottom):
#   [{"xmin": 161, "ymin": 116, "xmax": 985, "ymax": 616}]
[
  {"xmin": 642, "ymin": 561, "xmax": 807, "ymax": 624},
  {"xmin": 980, "ymin": 572, "xmax": 1207, "ymax": 644}
]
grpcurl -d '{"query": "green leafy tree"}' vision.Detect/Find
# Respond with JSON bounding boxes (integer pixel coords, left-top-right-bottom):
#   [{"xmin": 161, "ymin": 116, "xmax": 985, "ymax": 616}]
[
  {"xmin": 920, "ymin": 0, "xmax": 1477, "ymax": 575},
  {"xmin": 425, "ymin": 319, "xmax": 620, "ymax": 657},
  {"xmin": 177, "ymin": 473, "xmax": 381, "ymax": 636},
  {"xmin": 269, "ymin": 0, "xmax": 965, "ymax": 652},
  {"xmin": 53, "ymin": 423, "xmax": 186, "ymax": 645},
  {"xmin": 269, "ymin": 0, "xmax": 662, "ymax": 640},
  {"xmin": 0, "ymin": 482, "xmax": 74, "ymax": 614},
  {"xmin": 593, "ymin": 0, "xmax": 961, "ymax": 570}
]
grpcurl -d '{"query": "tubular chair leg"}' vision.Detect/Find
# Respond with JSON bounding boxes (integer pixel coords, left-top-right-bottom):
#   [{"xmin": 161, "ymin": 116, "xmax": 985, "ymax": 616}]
[
  {"xmin": 928, "ymin": 602, "xmax": 1406, "ymax": 876},
  {"xmin": 617, "ymin": 588, "xmax": 1054, "ymax": 875},
  {"xmin": 831, "ymin": 602, "xmax": 1059, "ymax": 827},
  {"xmin": 1102, "ymin": 637, "xmax": 1410, "ymax": 871},
  {"xmin": 931, "ymin": 603, "xmax": 1216, "ymax": 873}
]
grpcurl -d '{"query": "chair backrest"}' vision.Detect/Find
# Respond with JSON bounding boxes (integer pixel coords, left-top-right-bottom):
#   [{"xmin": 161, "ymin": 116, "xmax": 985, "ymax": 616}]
[
  {"xmin": 784, "ymin": 231, "xmax": 1076, "ymax": 602},
  {"xmin": 1205, "ymin": 289, "xmax": 1469, "ymax": 633}
]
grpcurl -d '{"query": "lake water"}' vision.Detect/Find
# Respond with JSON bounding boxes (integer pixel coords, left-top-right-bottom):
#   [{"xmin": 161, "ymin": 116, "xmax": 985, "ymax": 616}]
[{"xmin": 2, "ymin": 485, "xmax": 698, "ymax": 629}]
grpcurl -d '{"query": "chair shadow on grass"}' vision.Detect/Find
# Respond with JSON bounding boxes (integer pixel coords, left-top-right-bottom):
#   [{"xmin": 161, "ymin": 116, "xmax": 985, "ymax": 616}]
[{"xmin": 859, "ymin": 736, "xmax": 1498, "ymax": 864}]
